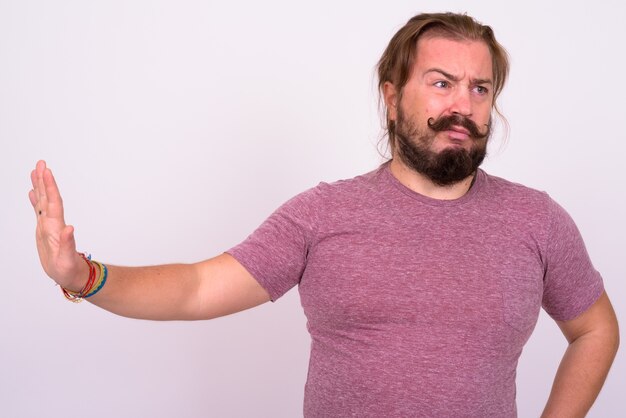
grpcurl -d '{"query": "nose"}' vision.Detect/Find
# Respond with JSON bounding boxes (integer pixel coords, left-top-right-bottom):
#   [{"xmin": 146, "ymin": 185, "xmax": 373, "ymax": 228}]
[{"xmin": 449, "ymin": 88, "xmax": 472, "ymax": 117}]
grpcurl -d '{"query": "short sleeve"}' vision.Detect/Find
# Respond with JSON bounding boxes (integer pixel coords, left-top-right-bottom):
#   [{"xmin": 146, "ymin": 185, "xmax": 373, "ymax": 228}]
[
  {"xmin": 542, "ymin": 198, "xmax": 604, "ymax": 321},
  {"xmin": 226, "ymin": 185, "xmax": 324, "ymax": 301}
]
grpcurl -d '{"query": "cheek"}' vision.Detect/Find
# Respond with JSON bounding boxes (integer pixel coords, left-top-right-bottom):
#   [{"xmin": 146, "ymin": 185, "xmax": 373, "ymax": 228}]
[
  {"xmin": 422, "ymin": 97, "xmax": 448, "ymax": 118},
  {"xmin": 477, "ymin": 99, "xmax": 493, "ymax": 119},
  {"xmin": 477, "ymin": 108, "xmax": 492, "ymax": 126}
]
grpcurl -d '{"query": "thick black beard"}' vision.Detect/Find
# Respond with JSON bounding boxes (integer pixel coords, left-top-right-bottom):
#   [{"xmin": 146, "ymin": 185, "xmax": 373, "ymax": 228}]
[{"xmin": 395, "ymin": 111, "xmax": 489, "ymax": 187}]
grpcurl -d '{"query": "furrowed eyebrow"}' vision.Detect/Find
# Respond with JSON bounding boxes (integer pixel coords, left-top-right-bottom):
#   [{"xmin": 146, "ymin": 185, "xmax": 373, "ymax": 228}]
[
  {"xmin": 424, "ymin": 68, "xmax": 459, "ymax": 81},
  {"xmin": 471, "ymin": 78, "xmax": 493, "ymax": 86},
  {"xmin": 424, "ymin": 68, "xmax": 493, "ymax": 86}
]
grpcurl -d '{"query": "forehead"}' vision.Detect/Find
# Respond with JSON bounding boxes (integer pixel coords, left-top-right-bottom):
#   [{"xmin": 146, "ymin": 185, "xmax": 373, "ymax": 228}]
[{"xmin": 413, "ymin": 36, "xmax": 493, "ymax": 80}]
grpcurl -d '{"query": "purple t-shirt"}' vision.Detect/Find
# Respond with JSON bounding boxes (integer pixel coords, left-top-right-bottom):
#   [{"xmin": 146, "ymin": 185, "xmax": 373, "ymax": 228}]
[{"xmin": 228, "ymin": 163, "xmax": 603, "ymax": 417}]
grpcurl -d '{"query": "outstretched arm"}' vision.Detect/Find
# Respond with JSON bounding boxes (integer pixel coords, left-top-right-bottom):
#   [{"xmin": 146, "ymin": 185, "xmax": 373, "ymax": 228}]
[
  {"xmin": 541, "ymin": 291, "xmax": 619, "ymax": 417},
  {"xmin": 29, "ymin": 160, "xmax": 270, "ymax": 320}
]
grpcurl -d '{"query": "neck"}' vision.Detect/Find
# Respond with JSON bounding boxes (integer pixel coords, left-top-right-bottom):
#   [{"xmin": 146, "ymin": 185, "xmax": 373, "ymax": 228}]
[{"xmin": 389, "ymin": 158, "xmax": 477, "ymax": 200}]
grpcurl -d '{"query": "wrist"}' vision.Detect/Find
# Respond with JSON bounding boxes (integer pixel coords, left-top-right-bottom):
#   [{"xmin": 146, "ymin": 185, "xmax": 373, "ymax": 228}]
[
  {"xmin": 64, "ymin": 252, "xmax": 92, "ymax": 292},
  {"xmin": 61, "ymin": 253, "xmax": 107, "ymax": 302}
]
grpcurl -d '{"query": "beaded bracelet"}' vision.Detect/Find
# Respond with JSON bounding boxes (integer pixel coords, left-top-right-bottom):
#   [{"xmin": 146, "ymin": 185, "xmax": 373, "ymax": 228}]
[
  {"xmin": 84, "ymin": 260, "xmax": 108, "ymax": 298},
  {"xmin": 62, "ymin": 253, "xmax": 95, "ymax": 302},
  {"xmin": 62, "ymin": 253, "xmax": 108, "ymax": 302}
]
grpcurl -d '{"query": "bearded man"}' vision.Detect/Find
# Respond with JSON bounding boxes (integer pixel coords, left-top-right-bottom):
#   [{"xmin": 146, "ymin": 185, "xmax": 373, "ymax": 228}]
[{"xmin": 30, "ymin": 12, "xmax": 618, "ymax": 417}]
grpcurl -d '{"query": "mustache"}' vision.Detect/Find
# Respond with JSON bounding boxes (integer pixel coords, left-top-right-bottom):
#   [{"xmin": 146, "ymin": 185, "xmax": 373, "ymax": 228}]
[{"xmin": 427, "ymin": 115, "xmax": 490, "ymax": 140}]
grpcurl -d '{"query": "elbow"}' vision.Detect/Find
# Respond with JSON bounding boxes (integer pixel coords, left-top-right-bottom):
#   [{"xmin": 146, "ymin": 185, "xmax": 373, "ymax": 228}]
[
  {"xmin": 610, "ymin": 318, "xmax": 620, "ymax": 357},
  {"xmin": 597, "ymin": 311, "xmax": 620, "ymax": 365}
]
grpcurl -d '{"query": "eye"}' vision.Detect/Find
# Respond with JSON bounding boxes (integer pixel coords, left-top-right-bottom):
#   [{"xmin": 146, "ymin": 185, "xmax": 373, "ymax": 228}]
[
  {"xmin": 434, "ymin": 80, "xmax": 450, "ymax": 89},
  {"xmin": 474, "ymin": 85, "xmax": 489, "ymax": 95}
]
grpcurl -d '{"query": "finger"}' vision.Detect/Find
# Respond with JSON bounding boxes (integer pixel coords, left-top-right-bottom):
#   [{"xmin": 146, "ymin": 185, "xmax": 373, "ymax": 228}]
[
  {"xmin": 28, "ymin": 189, "xmax": 38, "ymax": 212},
  {"xmin": 36, "ymin": 159, "xmax": 47, "ymax": 173},
  {"xmin": 43, "ymin": 167, "xmax": 65, "ymax": 219},
  {"xmin": 34, "ymin": 160, "xmax": 46, "ymax": 198},
  {"xmin": 31, "ymin": 168, "xmax": 42, "ymax": 212},
  {"xmin": 35, "ymin": 162, "xmax": 48, "ymax": 216},
  {"xmin": 30, "ymin": 169, "xmax": 38, "ymax": 193}
]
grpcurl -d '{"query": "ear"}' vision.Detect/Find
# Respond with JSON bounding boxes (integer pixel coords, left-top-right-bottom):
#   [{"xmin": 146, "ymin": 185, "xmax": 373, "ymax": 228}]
[{"xmin": 383, "ymin": 81, "xmax": 399, "ymax": 122}]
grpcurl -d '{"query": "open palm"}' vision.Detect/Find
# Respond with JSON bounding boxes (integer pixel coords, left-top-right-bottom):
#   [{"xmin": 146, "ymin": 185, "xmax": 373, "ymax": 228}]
[{"xmin": 29, "ymin": 160, "xmax": 84, "ymax": 290}]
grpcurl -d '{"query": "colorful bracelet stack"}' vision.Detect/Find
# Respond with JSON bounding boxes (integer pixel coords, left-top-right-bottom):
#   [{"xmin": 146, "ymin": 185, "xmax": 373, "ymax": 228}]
[{"xmin": 62, "ymin": 252, "xmax": 108, "ymax": 303}]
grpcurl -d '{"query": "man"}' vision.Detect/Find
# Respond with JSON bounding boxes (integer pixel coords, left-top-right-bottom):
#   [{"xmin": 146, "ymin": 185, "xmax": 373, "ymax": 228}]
[{"xmin": 30, "ymin": 12, "xmax": 618, "ymax": 417}]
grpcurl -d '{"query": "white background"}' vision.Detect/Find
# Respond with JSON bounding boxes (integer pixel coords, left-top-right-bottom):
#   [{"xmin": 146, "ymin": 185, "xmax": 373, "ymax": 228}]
[{"xmin": 1, "ymin": 1, "xmax": 624, "ymax": 417}]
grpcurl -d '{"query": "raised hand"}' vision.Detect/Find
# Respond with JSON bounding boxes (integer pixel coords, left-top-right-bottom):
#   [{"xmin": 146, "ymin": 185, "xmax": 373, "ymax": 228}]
[{"xmin": 29, "ymin": 160, "xmax": 88, "ymax": 292}]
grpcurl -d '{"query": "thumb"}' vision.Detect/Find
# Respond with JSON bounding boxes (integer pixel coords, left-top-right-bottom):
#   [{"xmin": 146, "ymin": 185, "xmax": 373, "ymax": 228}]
[{"xmin": 59, "ymin": 225, "xmax": 77, "ymax": 260}]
